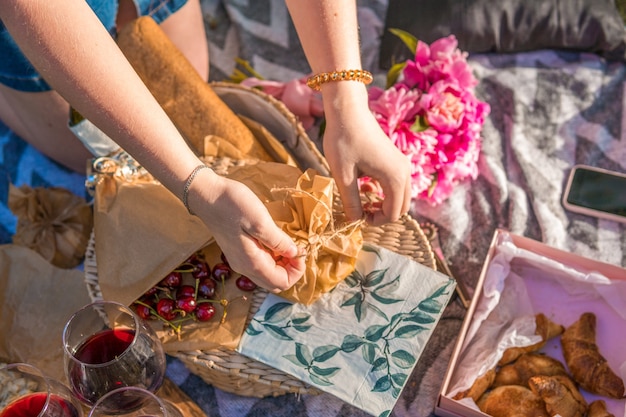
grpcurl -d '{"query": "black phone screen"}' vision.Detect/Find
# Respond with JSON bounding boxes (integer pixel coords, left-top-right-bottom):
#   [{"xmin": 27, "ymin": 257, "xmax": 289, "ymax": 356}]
[{"xmin": 566, "ymin": 168, "xmax": 626, "ymax": 217}]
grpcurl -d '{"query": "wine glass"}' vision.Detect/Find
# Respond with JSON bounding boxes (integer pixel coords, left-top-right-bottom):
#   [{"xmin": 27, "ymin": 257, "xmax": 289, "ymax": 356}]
[
  {"xmin": 0, "ymin": 362, "xmax": 83, "ymax": 417},
  {"xmin": 62, "ymin": 301, "xmax": 166, "ymax": 407},
  {"xmin": 87, "ymin": 387, "xmax": 183, "ymax": 417}
]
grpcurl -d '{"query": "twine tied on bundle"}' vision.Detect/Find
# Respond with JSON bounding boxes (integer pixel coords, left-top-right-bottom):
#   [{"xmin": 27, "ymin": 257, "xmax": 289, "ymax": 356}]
[{"xmin": 226, "ymin": 163, "xmax": 363, "ymax": 305}]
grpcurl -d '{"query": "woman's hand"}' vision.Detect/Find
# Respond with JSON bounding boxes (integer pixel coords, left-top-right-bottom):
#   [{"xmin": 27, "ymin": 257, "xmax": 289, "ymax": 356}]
[
  {"xmin": 186, "ymin": 168, "xmax": 306, "ymax": 292},
  {"xmin": 322, "ymin": 84, "xmax": 412, "ymax": 226}
]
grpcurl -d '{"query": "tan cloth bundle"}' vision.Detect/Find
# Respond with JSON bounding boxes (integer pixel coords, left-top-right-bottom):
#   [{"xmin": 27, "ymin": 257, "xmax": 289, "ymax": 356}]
[
  {"xmin": 116, "ymin": 16, "xmax": 276, "ymax": 162},
  {"xmin": 226, "ymin": 162, "xmax": 363, "ymax": 305},
  {"xmin": 8, "ymin": 184, "xmax": 93, "ymax": 269}
]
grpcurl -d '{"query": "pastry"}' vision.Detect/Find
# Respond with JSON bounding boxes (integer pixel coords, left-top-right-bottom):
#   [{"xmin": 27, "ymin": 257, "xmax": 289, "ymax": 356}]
[
  {"xmin": 528, "ymin": 375, "xmax": 587, "ymax": 417},
  {"xmin": 561, "ymin": 312, "xmax": 625, "ymax": 399}
]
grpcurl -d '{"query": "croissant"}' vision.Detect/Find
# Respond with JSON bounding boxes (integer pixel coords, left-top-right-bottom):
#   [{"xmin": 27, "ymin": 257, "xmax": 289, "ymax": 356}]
[
  {"xmin": 493, "ymin": 352, "xmax": 568, "ymax": 388},
  {"xmin": 477, "ymin": 385, "xmax": 549, "ymax": 417},
  {"xmin": 499, "ymin": 313, "xmax": 564, "ymax": 365},
  {"xmin": 586, "ymin": 399, "xmax": 615, "ymax": 417},
  {"xmin": 453, "ymin": 368, "xmax": 496, "ymax": 402},
  {"xmin": 561, "ymin": 312, "xmax": 625, "ymax": 399},
  {"xmin": 528, "ymin": 375, "xmax": 587, "ymax": 417}
]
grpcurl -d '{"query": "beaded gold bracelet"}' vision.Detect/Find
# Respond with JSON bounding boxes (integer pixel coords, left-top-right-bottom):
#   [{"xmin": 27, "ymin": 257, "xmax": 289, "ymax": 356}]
[
  {"xmin": 306, "ymin": 69, "xmax": 373, "ymax": 91},
  {"xmin": 182, "ymin": 164, "xmax": 210, "ymax": 215}
]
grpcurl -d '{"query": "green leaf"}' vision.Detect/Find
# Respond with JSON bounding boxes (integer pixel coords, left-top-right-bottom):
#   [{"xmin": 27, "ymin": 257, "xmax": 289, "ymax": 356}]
[
  {"xmin": 293, "ymin": 325, "xmax": 312, "ymax": 332},
  {"xmin": 391, "ymin": 373, "xmax": 408, "ymax": 387},
  {"xmin": 419, "ymin": 298, "xmax": 443, "ymax": 314},
  {"xmin": 264, "ymin": 302, "xmax": 293, "ymax": 323},
  {"xmin": 362, "ymin": 343, "xmax": 377, "ymax": 364},
  {"xmin": 366, "ymin": 302, "xmax": 389, "ymax": 321},
  {"xmin": 391, "ymin": 350, "xmax": 416, "ymax": 369},
  {"xmin": 370, "ymin": 291, "xmax": 402, "ymax": 305},
  {"xmin": 410, "ymin": 115, "xmax": 430, "ymax": 133},
  {"xmin": 342, "ymin": 334, "xmax": 365, "ymax": 352},
  {"xmin": 283, "ymin": 354, "xmax": 307, "ymax": 367},
  {"xmin": 312, "ymin": 345, "xmax": 341, "ymax": 362},
  {"xmin": 363, "ymin": 269, "xmax": 387, "ymax": 287},
  {"xmin": 291, "ymin": 313, "xmax": 311, "ymax": 325},
  {"xmin": 365, "ymin": 324, "xmax": 387, "ymax": 342},
  {"xmin": 344, "ymin": 270, "xmax": 363, "ymax": 287},
  {"xmin": 394, "ymin": 324, "xmax": 426, "ymax": 339},
  {"xmin": 355, "ymin": 299, "xmax": 367, "ymax": 323},
  {"xmin": 245, "ymin": 325, "xmax": 263, "ymax": 336},
  {"xmin": 392, "ymin": 386, "xmax": 402, "ymax": 399},
  {"xmin": 388, "ymin": 28, "xmax": 418, "ymax": 54},
  {"xmin": 372, "ymin": 357, "xmax": 388, "ymax": 372},
  {"xmin": 386, "ymin": 62, "xmax": 406, "ymax": 89},
  {"xmin": 404, "ymin": 311, "xmax": 436, "ymax": 325},
  {"xmin": 372, "ymin": 375, "xmax": 392, "ymax": 392},
  {"xmin": 378, "ymin": 410, "xmax": 392, "ymax": 417},
  {"xmin": 311, "ymin": 365, "xmax": 341, "ymax": 377},
  {"xmin": 264, "ymin": 324, "xmax": 293, "ymax": 341},
  {"xmin": 361, "ymin": 244, "xmax": 382, "ymax": 260},
  {"xmin": 309, "ymin": 373, "xmax": 334, "ymax": 387},
  {"xmin": 341, "ymin": 292, "xmax": 361, "ymax": 307},
  {"xmin": 295, "ymin": 342, "xmax": 312, "ymax": 365}
]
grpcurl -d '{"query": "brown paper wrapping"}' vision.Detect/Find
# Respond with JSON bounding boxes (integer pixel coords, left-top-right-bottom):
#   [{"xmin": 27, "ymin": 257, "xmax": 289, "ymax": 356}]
[
  {"xmin": 93, "ymin": 173, "xmax": 252, "ymax": 352},
  {"xmin": 8, "ymin": 184, "xmax": 93, "ymax": 269},
  {"xmin": 226, "ymin": 162, "xmax": 363, "ymax": 305},
  {"xmin": 0, "ymin": 244, "xmax": 92, "ymax": 382},
  {"xmin": 93, "ymin": 174, "xmax": 212, "ymax": 308}
]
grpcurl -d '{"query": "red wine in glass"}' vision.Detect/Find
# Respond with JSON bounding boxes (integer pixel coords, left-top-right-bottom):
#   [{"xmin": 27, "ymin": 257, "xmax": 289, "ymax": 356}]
[
  {"xmin": 68, "ymin": 328, "xmax": 163, "ymax": 407},
  {"xmin": 0, "ymin": 393, "xmax": 80, "ymax": 417}
]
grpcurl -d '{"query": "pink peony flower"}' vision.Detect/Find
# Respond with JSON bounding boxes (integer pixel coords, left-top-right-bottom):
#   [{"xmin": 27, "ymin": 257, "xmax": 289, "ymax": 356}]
[{"xmin": 368, "ymin": 34, "xmax": 490, "ymax": 205}]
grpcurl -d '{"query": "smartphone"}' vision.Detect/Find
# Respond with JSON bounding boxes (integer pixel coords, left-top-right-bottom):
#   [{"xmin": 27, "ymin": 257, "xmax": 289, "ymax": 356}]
[{"xmin": 562, "ymin": 165, "xmax": 626, "ymax": 224}]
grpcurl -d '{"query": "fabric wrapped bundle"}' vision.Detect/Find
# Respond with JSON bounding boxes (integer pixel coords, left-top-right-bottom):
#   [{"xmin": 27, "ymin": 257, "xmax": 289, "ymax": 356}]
[
  {"xmin": 8, "ymin": 184, "xmax": 93, "ymax": 269},
  {"xmin": 226, "ymin": 162, "xmax": 363, "ymax": 305}
]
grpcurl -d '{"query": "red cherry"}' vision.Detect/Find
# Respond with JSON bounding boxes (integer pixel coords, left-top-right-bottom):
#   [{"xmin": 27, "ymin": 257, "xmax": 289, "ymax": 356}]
[
  {"xmin": 195, "ymin": 303, "xmax": 216, "ymax": 322},
  {"xmin": 156, "ymin": 298, "xmax": 178, "ymax": 321},
  {"xmin": 197, "ymin": 277, "xmax": 217, "ymax": 299},
  {"xmin": 177, "ymin": 285, "xmax": 196, "ymax": 299},
  {"xmin": 133, "ymin": 303, "xmax": 153, "ymax": 320},
  {"xmin": 160, "ymin": 271, "xmax": 182, "ymax": 288},
  {"xmin": 235, "ymin": 276, "xmax": 257, "ymax": 292},
  {"xmin": 176, "ymin": 296, "xmax": 197, "ymax": 314},
  {"xmin": 191, "ymin": 260, "xmax": 210, "ymax": 280},
  {"xmin": 212, "ymin": 263, "xmax": 232, "ymax": 281},
  {"xmin": 144, "ymin": 287, "xmax": 158, "ymax": 297}
]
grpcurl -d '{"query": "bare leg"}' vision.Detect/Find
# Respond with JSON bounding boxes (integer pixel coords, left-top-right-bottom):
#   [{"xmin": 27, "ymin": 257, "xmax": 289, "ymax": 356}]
[
  {"xmin": 0, "ymin": 0, "xmax": 209, "ymax": 173},
  {"xmin": 0, "ymin": 84, "xmax": 92, "ymax": 173}
]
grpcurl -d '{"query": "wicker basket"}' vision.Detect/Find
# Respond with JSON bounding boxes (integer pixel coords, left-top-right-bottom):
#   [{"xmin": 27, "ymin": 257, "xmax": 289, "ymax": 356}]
[{"xmin": 84, "ymin": 83, "xmax": 437, "ymax": 398}]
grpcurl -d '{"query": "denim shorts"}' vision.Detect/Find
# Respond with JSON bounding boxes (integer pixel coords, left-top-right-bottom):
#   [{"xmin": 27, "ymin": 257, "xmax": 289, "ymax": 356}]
[{"xmin": 0, "ymin": 0, "xmax": 187, "ymax": 92}]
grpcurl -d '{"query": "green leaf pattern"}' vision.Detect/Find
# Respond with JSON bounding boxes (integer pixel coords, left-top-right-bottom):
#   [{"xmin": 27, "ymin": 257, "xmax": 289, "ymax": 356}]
[{"xmin": 238, "ymin": 244, "xmax": 455, "ymax": 417}]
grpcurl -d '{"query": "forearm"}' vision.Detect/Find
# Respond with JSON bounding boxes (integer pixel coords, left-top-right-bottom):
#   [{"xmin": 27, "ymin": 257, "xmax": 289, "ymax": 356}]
[
  {"xmin": 285, "ymin": 0, "xmax": 370, "ymax": 117},
  {"xmin": 0, "ymin": 0, "xmax": 201, "ymax": 197}
]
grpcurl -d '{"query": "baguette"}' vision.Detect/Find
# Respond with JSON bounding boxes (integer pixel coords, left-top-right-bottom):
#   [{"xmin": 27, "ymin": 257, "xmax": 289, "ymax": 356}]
[{"xmin": 117, "ymin": 16, "xmax": 274, "ymax": 161}]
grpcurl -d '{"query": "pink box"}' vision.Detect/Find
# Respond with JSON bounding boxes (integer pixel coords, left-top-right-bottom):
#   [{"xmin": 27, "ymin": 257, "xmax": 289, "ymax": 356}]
[{"xmin": 436, "ymin": 229, "xmax": 626, "ymax": 417}]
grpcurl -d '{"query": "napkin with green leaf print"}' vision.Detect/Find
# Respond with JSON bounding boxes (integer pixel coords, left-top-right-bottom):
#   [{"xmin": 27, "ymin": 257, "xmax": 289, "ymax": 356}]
[{"xmin": 236, "ymin": 244, "xmax": 456, "ymax": 417}]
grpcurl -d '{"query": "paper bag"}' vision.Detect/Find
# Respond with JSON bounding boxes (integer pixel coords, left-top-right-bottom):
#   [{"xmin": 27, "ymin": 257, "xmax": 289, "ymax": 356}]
[
  {"xmin": 226, "ymin": 162, "xmax": 363, "ymax": 305},
  {"xmin": 93, "ymin": 174, "xmax": 213, "ymax": 307},
  {"xmin": 0, "ymin": 244, "xmax": 92, "ymax": 382},
  {"xmin": 8, "ymin": 184, "xmax": 92, "ymax": 269}
]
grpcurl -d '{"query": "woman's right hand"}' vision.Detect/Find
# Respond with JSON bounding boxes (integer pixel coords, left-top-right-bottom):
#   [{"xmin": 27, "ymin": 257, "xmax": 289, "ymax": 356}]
[{"xmin": 186, "ymin": 167, "xmax": 306, "ymax": 292}]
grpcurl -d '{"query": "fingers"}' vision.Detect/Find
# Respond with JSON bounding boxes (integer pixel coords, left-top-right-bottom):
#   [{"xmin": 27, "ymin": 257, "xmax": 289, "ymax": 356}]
[
  {"xmin": 235, "ymin": 224, "xmax": 306, "ymax": 293},
  {"xmin": 369, "ymin": 167, "xmax": 412, "ymax": 225},
  {"xmin": 333, "ymin": 170, "xmax": 364, "ymax": 223}
]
